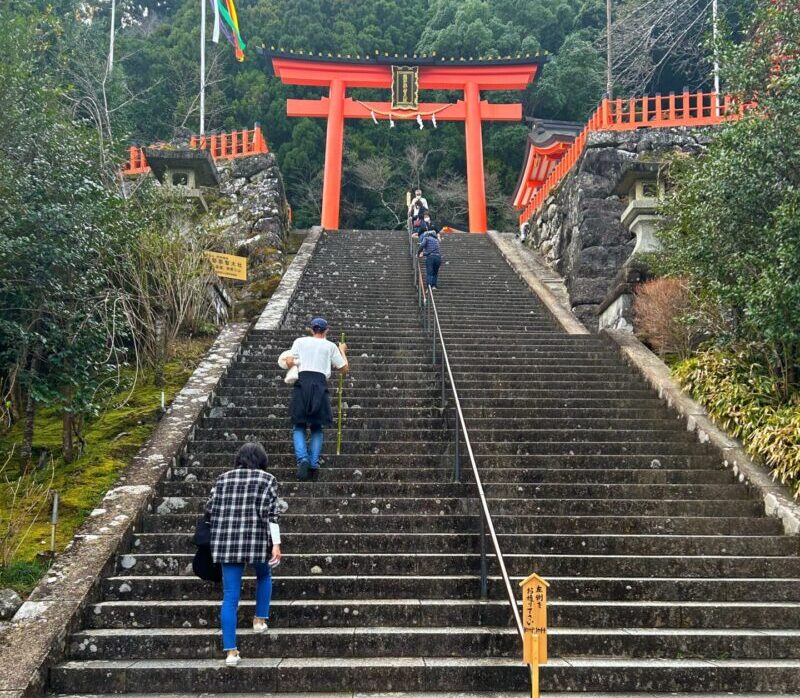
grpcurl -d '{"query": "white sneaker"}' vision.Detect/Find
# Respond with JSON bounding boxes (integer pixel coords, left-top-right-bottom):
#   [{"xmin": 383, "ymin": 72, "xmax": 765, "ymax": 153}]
[
  {"xmin": 253, "ymin": 619, "xmax": 268, "ymax": 634},
  {"xmin": 225, "ymin": 651, "xmax": 241, "ymax": 666}
]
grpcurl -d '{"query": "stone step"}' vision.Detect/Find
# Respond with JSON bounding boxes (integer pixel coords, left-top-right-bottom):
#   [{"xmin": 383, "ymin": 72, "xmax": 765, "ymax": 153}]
[
  {"xmin": 48, "ymin": 656, "xmax": 800, "ymax": 693},
  {"xmin": 150, "ymin": 494, "xmax": 760, "ymax": 518},
  {"xmin": 134, "ymin": 531, "xmax": 796, "ymax": 557},
  {"xmin": 163, "ymin": 468, "xmax": 735, "ymax": 489},
  {"xmin": 140, "ymin": 514, "xmax": 778, "ymax": 536},
  {"xmin": 155, "ymin": 482, "xmax": 749, "ymax": 503},
  {"xmin": 192, "ymin": 427, "xmax": 699, "ymax": 446},
  {"xmin": 67, "ymin": 626, "xmax": 800, "ymax": 661},
  {"xmin": 49, "ymin": 693, "xmax": 799, "ymax": 698},
  {"xmin": 229, "ymin": 364, "xmax": 634, "ymax": 377},
  {"xmin": 87, "ymin": 593, "xmax": 800, "ymax": 631},
  {"xmin": 209, "ymin": 396, "xmax": 671, "ymax": 410},
  {"xmin": 97, "ymin": 579, "xmax": 800, "ymax": 622},
  {"xmin": 116, "ymin": 552, "xmax": 800, "ymax": 579},
  {"xmin": 178, "ymin": 453, "xmax": 723, "ymax": 471},
  {"xmin": 187, "ymin": 441, "xmax": 713, "ymax": 457},
  {"xmin": 199, "ymin": 416, "xmax": 689, "ymax": 432}
]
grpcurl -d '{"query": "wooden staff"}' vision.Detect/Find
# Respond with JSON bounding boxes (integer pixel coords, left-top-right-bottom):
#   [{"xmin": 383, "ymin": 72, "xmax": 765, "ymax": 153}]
[{"xmin": 336, "ymin": 332, "xmax": 346, "ymax": 456}]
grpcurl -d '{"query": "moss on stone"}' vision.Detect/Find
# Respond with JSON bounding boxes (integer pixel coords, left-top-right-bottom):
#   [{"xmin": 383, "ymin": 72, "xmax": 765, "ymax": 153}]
[{"xmin": 0, "ymin": 337, "xmax": 213, "ymax": 583}]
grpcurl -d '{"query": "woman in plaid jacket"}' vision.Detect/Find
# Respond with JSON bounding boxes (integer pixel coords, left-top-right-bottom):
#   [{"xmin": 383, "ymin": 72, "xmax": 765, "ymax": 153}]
[{"xmin": 204, "ymin": 442, "xmax": 282, "ymax": 666}]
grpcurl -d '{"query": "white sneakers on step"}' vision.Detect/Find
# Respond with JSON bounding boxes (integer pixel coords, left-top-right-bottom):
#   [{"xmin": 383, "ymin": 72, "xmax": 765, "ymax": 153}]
[
  {"xmin": 224, "ymin": 621, "xmax": 268, "ymax": 665},
  {"xmin": 225, "ymin": 651, "xmax": 241, "ymax": 667}
]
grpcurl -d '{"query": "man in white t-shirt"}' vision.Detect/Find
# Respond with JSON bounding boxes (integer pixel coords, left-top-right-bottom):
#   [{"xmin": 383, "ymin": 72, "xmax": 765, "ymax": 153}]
[{"xmin": 285, "ymin": 317, "xmax": 348, "ymax": 481}]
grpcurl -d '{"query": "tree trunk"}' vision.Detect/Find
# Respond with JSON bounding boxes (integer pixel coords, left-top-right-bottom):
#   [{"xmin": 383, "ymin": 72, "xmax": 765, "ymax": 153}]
[
  {"xmin": 20, "ymin": 390, "xmax": 36, "ymax": 469},
  {"xmin": 20, "ymin": 354, "xmax": 39, "ymax": 468},
  {"xmin": 62, "ymin": 386, "xmax": 75, "ymax": 463},
  {"xmin": 62, "ymin": 411, "xmax": 74, "ymax": 464}
]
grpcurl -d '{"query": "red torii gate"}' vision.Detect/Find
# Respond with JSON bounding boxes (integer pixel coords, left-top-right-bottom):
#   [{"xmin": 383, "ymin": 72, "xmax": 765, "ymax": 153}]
[{"xmin": 259, "ymin": 49, "xmax": 546, "ymax": 232}]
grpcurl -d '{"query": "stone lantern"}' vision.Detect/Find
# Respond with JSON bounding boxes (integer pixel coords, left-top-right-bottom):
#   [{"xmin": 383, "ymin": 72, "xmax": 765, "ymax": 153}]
[
  {"xmin": 598, "ymin": 162, "xmax": 665, "ymax": 332},
  {"xmin": 614, "ymin": 161, "xmax": 665, "ymax": 258},
  {"xmin": 143, "ymin": 147, "xmax": 220, "ymax": 212}
]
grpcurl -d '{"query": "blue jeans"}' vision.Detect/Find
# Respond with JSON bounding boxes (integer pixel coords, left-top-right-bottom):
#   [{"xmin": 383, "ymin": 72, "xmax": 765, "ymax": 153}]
[
  {"xmin": 221, "ymin": 562, "xmax": 272, "ymax": 651},
  {"xmin": 293, "ymin": 425, "xmax": 323, "ymax": 468},
  {"xmin": 425, "ymin": 254, "xmax": 442, "ymax": 288}
]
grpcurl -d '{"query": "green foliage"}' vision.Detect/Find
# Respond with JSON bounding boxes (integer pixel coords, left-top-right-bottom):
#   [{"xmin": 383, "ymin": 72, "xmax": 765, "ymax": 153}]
[
  {"xmin": 0, "ymin": 338, "xmax": 212, "ymax": 580},
  {"xmin": 530, "ymin": 34, "xmax": 606, "ymax": 121},
  {"xmin": 0, "ymin": 9, "xmax": 136, "ymax": 458},
  {"xmin": 656, "ymin": 1, "xmax": 800, "ymax": 396},
  {"xmin": 673, "ymin": 346, "xmax": 800, "ymax": 499}
]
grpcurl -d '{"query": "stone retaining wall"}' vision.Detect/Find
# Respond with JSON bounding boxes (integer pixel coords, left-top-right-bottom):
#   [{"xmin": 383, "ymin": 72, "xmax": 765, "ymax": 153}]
[{"xmin": 524, "ymin": 127, "xmax": 716, "ymax": 329}]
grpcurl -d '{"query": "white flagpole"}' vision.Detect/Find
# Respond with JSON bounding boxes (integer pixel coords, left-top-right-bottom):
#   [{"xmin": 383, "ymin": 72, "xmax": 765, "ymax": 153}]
[
  {"xmin": 108, "ymin": 0, "xmax": 116, "ymax": 73},
  {"xmin": 712, "ymin": 0, "xmax": 721, "ymax": 116},
  {"xmin": 200, "ymin": 0, "xmax": 206, "ymax": 135}
]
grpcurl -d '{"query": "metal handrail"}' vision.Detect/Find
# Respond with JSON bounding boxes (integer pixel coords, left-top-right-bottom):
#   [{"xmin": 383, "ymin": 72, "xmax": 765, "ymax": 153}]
[{"xmin": 410, "ymin": 236, "xmax": 524, "ymax": 639}]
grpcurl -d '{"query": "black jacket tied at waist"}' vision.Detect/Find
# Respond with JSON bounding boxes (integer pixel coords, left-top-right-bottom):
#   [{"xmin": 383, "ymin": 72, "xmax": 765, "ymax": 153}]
[{"xmin": 289, "ymin": 371, "xmax": 332, "ymax": 427}]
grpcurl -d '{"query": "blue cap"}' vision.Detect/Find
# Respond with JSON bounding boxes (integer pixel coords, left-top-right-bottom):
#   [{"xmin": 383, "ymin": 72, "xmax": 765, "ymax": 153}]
[{"xmin": 310, "ymin": 317, "xmax": 328, "ymax": 332}]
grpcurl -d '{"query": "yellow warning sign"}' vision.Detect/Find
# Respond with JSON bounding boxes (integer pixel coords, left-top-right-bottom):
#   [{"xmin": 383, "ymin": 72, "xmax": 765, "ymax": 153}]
[
  {"xmin": 519, "ymin": 572, "xmax": 550, "ymax": 698},
  {"xmin": 205, "ymin": 251, "xmax": 247, "ymax": 281}
]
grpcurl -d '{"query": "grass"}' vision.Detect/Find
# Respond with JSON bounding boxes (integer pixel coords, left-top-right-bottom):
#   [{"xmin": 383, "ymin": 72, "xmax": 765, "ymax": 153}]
[
  {"xmin": 0, "ymin": 337, "xmax": 213, "ymax": 595},
  {"xmin": 0, "ymin": 559, "xmax": 49, "ymax": 595}
]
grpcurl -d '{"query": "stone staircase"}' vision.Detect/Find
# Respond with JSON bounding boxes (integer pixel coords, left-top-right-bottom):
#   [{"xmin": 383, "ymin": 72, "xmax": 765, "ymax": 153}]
[{"xmin": 50, "ymin": 230, "xmax": 800, "ymax": 696}]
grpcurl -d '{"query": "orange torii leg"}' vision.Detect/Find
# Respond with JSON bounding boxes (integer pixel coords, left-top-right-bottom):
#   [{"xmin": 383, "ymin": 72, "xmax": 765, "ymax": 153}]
[
  {"xmin": 321, "ymin": 79, "xmax": 346, "ymax": 230},
  {"xmin": 464, "ymin": 81, "xmax": 488, "ymax": 233}
]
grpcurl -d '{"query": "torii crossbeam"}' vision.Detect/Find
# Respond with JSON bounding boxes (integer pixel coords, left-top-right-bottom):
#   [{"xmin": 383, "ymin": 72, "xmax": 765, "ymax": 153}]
[{"xmin": 259, "ymin": 49, "xmax": 547, "ymax": 232}]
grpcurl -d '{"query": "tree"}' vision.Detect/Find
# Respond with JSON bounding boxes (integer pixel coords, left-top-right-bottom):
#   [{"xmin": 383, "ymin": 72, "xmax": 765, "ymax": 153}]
[
  {"xmin": 0, "ymin": 8, "xmax": 132, "ymax": 464},
  {"xmin": 656, "ymin": 0, "xmax": 800, "ymax": 396},
  {"xmin": 600, "ymin": 0, "xmax": 756, "ymax": 95},
  {"xmin": 530, "ymin": 35, "xmax": 606, "ymax": 121}
]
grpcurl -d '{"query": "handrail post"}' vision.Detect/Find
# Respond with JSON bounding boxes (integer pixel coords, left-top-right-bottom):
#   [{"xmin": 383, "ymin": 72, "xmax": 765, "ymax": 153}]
[
  {"xmin": 454, "ymin": 414, "xmax": 461, "ymax": 483},
  {"xmin": 440, "ymin": 353, "xmax": 445, "ymax": 408},
  {"xmin": 479, "ymin": 513, "xmax": 488, "ymax": 600},
  {"xmin": 432, "ymin": 313, "xmax": 437, "ymax": 363}
]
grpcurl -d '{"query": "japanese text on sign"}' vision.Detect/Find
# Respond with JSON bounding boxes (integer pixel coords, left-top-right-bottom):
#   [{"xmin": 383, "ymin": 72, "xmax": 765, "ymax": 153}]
[
  {"xmin": 391, "ymin": 66, "xmax": 419, "ymax": 110},
  {"xmin": 205, "ymin": 251, "xmax": 248, "ymax": 281}
]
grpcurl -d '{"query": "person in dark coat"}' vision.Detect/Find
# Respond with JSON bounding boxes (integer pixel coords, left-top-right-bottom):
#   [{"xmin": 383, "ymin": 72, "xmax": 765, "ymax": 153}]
[
  {"xmin": 418, "ymin": 212, "xmax": 437, "ymax": 243},
  {"xmin": 204, "ymin": 442, "xmax": 281, "ymax": 666},
  {"xmin": 418, "ymin": 228, "xmax": 443, "ymax": 290},
  {"xmin": 284, "ymin": 317, "xmax": 349, "ymax": 481}
]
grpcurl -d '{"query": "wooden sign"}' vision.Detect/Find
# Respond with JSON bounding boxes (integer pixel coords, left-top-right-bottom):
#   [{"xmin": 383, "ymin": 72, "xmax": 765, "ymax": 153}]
[
  {"xmin": 391, "ymin": 66, "xmax": 419, "ymax": 110},
  {"xmin": 519, "ymin": 572, "xmax": 550, "ymax": 698},
  {"xmin": 205, "ymin": 251, "xmax": 247, "ymax": 281}
]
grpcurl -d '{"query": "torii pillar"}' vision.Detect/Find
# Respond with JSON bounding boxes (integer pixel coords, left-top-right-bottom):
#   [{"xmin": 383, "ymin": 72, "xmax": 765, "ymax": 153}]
[{"xmin": 259, "ymin": 50, "xmax": 546, "ymax": 232}]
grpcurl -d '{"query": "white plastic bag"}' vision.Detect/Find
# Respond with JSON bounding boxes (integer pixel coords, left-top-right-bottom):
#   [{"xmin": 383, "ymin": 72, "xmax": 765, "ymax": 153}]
[{"xmin": 278, "ymin": 350, "xmax": 299, "ymax": 385}]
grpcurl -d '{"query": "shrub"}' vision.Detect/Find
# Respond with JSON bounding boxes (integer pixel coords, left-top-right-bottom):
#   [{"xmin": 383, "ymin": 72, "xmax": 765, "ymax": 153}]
[
  {"xmin": 674, "ymin": 346, "xmax": 800, "ymax": 498},
  {"xmin": 632, "ymin": 278, "xmax": 695, "ymax": 359},
  {"xmin": 655, "ymin": 2, "xmax": 800, "ymax": 396}
]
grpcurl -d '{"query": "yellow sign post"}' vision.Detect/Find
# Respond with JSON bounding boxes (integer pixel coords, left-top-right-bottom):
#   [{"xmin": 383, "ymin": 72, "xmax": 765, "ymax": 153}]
[
  {"xmin": 205, "ymin": 251, "xmax": 248, "ymax": 281},
  {"xmin": 519, "ymin": 572, "xmax": 549, "ymax": 698}
]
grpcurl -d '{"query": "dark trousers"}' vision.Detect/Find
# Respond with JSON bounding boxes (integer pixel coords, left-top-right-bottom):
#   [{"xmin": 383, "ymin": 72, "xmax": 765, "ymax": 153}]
[{"xmin": 425, "ymin": 254, "xmax": 442, "ymax": 288}]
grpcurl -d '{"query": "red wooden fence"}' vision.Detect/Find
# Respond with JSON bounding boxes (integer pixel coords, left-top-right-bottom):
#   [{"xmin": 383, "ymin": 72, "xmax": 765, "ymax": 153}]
[
  {"xmin": 123, "ymin": 125, "xmax": 269, "ymax": 176},
  {"xmin": 518, "ymin": 92, "xmax": 742, "ymax": 224}
]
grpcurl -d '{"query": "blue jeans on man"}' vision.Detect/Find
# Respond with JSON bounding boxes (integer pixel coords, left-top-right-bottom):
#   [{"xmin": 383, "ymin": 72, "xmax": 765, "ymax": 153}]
[
  {"xmin": 425, "ymin": 254, "xmax": 442, "ymax": 289},
  {"xmin": 221, "ymin": 562, "xmax": 272, "ymax": 651},
  {"xmin": 293, "ymin": 425, "xmax": 324, "ymax": 470}
]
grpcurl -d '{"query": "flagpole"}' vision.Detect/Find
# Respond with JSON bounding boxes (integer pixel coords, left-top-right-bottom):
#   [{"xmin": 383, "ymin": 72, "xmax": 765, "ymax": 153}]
[
  {"xmin": 712, "ymin": 0, "xmax": 721, "ymax": 116},
  {"xmin": 200, "ymin": 0, "xmax": 206, "ymax": 135},
  {"xmin": 108, "ymin": 0, "xmax": 116, "ymax": 73}
]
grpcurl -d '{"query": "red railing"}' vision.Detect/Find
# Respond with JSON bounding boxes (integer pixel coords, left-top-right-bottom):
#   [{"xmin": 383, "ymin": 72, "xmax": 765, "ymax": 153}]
[
  {"xmin": 123, "ymin": 125, "xmax": 269, "ymax": 176},
  {"xmin": 518, "ymin": 91, "xmax": 742, "ymax": 224}
]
